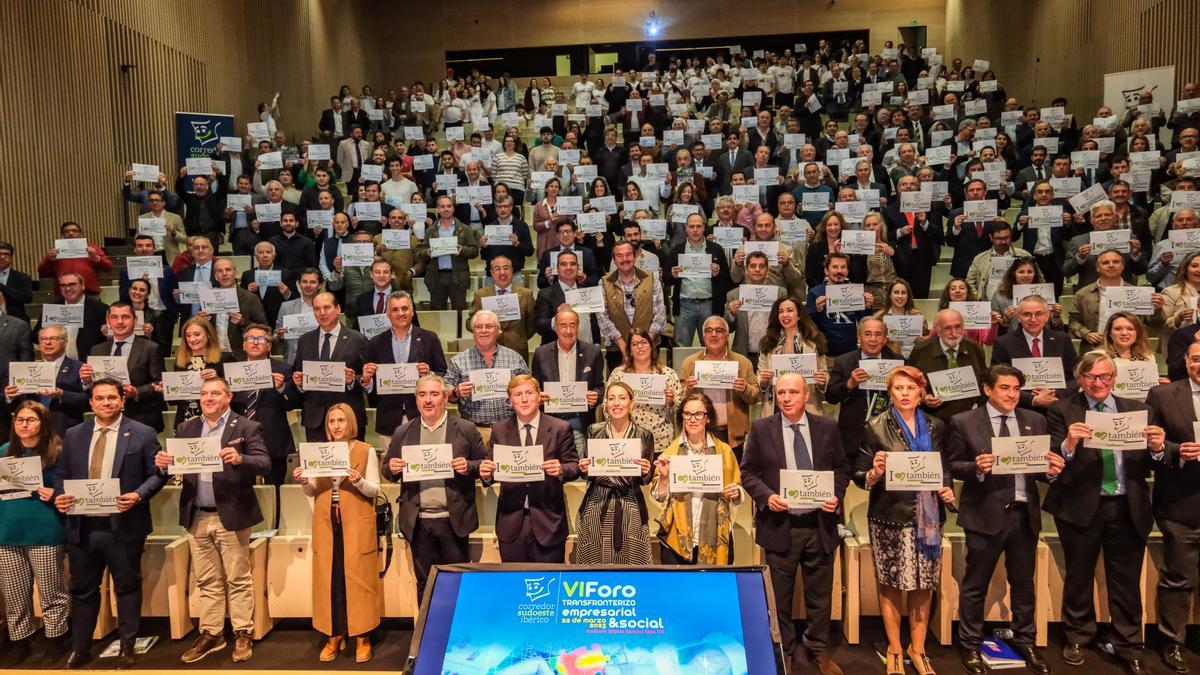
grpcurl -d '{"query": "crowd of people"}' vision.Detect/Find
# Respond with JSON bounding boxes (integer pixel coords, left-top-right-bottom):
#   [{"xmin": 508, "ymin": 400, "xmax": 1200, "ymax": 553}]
[{"xmin": 2, "ymin": 35, "xmax": 1200, "ymax": 674}]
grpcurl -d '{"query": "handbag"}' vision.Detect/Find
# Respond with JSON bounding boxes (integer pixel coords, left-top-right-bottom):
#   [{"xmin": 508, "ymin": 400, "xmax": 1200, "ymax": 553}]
[{"xmin": 375, "ymin": 494, "xmax": 393, "ymax": 577}]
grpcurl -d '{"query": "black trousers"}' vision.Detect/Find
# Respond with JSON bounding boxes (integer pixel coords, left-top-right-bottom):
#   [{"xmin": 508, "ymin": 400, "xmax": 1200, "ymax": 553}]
[
  {"xmin": 1155, "ymin": 516, "xmax": 1200, "ymax": 646},
  {"xmin": 1055, "ymin": 497, "xmax": 1146, "ymax": 657},
  {"xmin": 958, "ymin": 508, "xmax": 1038, "ymax": 649},
  {"xmin": 900, "ymin": 255, "xmax": 933, "ymax": 299},
  {"xmin": 411, "ymin": 517, "xmax": 469, "ymax": 604},
  {"xmin": 498, "ymin": 514, "xmax": 565, "ymax": 563},
  {"xmin": 1033, "ymin": 253, "xmax": 1065, "ymax": 298},
  {"xmin": 230, "ymin": 228, "xmax": 260, "ymax": 257},
  {"xmin": 765, "ymin": 515, "xmax": 836, "ymax": 657},
  {"xmin": 67, "ymin": 519, "xmax": 145, "ymax": 653}
]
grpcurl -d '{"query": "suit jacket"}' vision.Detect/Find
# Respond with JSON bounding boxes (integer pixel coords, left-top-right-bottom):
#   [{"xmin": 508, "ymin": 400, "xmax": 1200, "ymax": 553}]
[
  {"xmin": 1045, "ymin": 391, "xmax": 1158, "ymax": 537},
  {"xmin": 739, "ymin": 412, "xmax": 851, "ymax": 554},
  {"xmin": 222, "ymin": 286, "xmax": 269, "ymax": 361},
  {"xmin": 530, "ymin": 339, "xmax": 604, "ymax": 425},
  {"xmin": 9, "ymin": 357, "xmax": 88, "ymax": 435},
  {"xmin": 352, "ymin": 283, "xmax": 399, "ymax": 321},
  {"xmin": 1146, "ymin": 380, "xmax": 1200, "ymax": 527},
  {"xmin": 0, "ymin": 313, "xmax": 32, "ymax": 364},
  {"xmin": 825, "ymin": 347, "xmax": 902, "ymax": 465},
  {"xmin": 486, "ymin": 414, "xmax": 580, "ymax": 547},
  {"xmin": 239, "ymin": 267, "xmax": 294, "ymax": 327},
  {"xmin": 365, "ymin": 327, "xmax": 447, "ymax": 435},
  {"xmin": 174, "ymin": 412, "xmax": 270, "ymax": 531},
  {"xmin": 533, "ymin": 282, "xmax": 601, "ymax": 346},
  {"xmin": 716, "ymin": 148, "xmax": 754, "ymax": 194},
  {"xmin": 944, "ymin": 209, "xmax": 996, "ymax": 279},
  {"xmin": 467, "ymin": 285, "xmax": 536, "ymax": 360},
  {"xmin": 230, "ymin": 358, "xmax": 300, "ymax": 459},
  {"xmin": 724, "ymin": 285, "xmax": 786, "ymax": 357},
  {"xmin": 536, "ymin": 246, "xmax": 600, "ymax": 289},
  {"xmin": 663, "ymin": 240, "xmax": 731, "ymax": 319},
  {"xmin": 90, "ymin": 336, "xmax": 164, "ymax": 431},
  {"xmin": 175, "ymin": 263, "xmax": 218, "ymax": 323},
  {"xmin": 382, "ymin": 414, "xmax": 485, "ymax": 541},
  {"xmin": 0, "ymin": 268, "xmax": 34, "ymax": 321},
  {"xmin": 294, "ymin": 326, "xmax": 369, "ymax": 431},
  {"xmin": 319, "ymin": 108, "xmax": 343, "ymax": 136},
  {"xmin": 906, "ymin": 336, "xmax": 987, "ymax": 423},
  {"xmin": 990, "ymin": 328, "xmax": 1079, "ymax": 409},
  {"xmin": 883, "ymin": 201, "xmax": 944, "ymax": 267},
  {"xmin": 453, "ymin": 179, "xmax": 497, "ymax": 225},
  {"xmin": 55, "ymin": 416, "xmax": 165, "ymax": 544},
  {"xmin": 33, "ymin": 298, "xmax": 107, "ymax": 361},
  {"xmin": 946, "ymin": 406, "xmax": 1048, "ymax": 535}
]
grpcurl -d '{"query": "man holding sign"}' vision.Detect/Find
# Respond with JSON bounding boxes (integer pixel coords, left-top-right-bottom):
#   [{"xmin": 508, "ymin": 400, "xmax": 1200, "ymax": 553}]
[
  {"xmin": 53, "ymin": 378, "xmax": 164, "ymax": 669},
  {"xmin": 291, "ymin": 293, "xmax": 369, "ymax": 441},
  {"xmin": 154, "ymin": 378, "xmax": 268, "ymax": 664},
  {"xmin": 907, "ymin": 309, "xmax": 987, "ymax": 424},
  {"xmin": 681, "ymin": 316, "xmax": 761, "ymax": 450},
  {"xmin": 361, "ymin": 291, "xmax": 446, "ymax": 437},
  {"xmin": 382, "ymin": 374, "xmax": 486, "ymax": 601},
  {"xmin": 479, "ymin": 375, "xmax": 579, "ymax": 563},
  {"xmin": 740, "ymin": 373, "xmax": 849, "ymax": 675},
  {"xmin": 1045, "ymin": 351, "xmax": 1166, "ymax": 672},
  {"xmin": 467, "ymin": 256, "xmax": 536, "ymax": 362},
  {"xmin": 945, "ymin": 366, "xmax": 1059, "ymax": 674}
]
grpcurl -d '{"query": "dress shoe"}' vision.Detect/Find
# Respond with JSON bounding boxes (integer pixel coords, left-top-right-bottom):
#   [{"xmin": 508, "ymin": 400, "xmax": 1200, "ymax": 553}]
[
  {"xmin": 356, "ymin": 637, "xmax": 372, "ymax": 663},
  {"xmin": 232, "ymin": 631, "xmax": 254, "ymax": 663},
  {"xmin": 116, "ymin": 643, "xmax": 137, "ymax": 670},
  {"xmin": 6, "ymin": 638, "xmax": 31, "ymax": 666},
  {"xmin": 65, "ymin": 650, "xmax": 92, "ymax": 669},
  {"xmin": 1062, "ymin": 642, "xmax": 1086, "ymax": 666},
  {"xmin": 1162, "ymin": 644, "xmax": 1188, "ymax": 674},
  {"xmin": 181, "ymin": 631, "xmax": 226, "ymax": 664},
  {"xmin": 959, "ymin": 646, "xmax": 986, "ymax": 675},
  {"xmin": 1123, "ymin": 655, "xmax": 1153, "ymax": 675},
  {"xmin": 319, "ymin": 636, "xmax": 344, "ymax": 662},
  {"xmin": 808, "ymin": 651, "xmax": 843, "ymax": 675},
  {"xmin": 1017, "ymin": 646, "xmax": 1052, "ymax": 674}
]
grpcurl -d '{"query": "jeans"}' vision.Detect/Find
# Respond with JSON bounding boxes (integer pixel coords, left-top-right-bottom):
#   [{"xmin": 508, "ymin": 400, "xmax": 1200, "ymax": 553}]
[{"xmin": 675, "ymin": 298, "xmax": 711, "ymax": 347}]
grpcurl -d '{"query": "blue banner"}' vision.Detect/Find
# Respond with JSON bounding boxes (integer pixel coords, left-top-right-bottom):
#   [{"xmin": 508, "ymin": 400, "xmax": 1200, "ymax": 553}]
[{"xmin": 174, "ymin": 111, "xmax": 234, "ymax": 165}]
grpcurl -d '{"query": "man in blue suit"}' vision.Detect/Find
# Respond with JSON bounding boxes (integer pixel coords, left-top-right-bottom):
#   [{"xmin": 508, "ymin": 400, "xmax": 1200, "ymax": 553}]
[
  {"xmin": 54, "ymin": 378, "xmax": 165, "ymax": 669},
  {"xmin": 3, "ymin": 325, "xmax": 88, "ymax": 434}
]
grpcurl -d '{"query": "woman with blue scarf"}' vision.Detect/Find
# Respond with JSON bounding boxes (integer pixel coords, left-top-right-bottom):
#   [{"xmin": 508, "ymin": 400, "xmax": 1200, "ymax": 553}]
[{"xmin": 855, "ymin": 365, "xmax": 955, "ymax": 675}]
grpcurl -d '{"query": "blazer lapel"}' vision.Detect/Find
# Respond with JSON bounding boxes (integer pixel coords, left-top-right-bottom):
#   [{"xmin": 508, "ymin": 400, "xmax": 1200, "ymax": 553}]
[
  {"xmin": 331, "ymin": 332, "xmax": 349, "ymax": 360},
  {"xmin": 1173, "ymin": 381, "xmax": 1198, "ymax": 425},
  {"xmin": 110, "ymin": 418, "xmax": 131, "ymax": 478},
  {"xmin": 773, "ymin": 414, "xmax": 790, "ymax": 468},
  {"xmin": 409, "ymin": 333, "xmax": 423, "ymax": 364}
]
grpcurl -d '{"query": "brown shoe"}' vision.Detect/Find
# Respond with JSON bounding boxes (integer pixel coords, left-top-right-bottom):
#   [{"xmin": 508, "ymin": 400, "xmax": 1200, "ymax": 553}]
[
  {"xmin": 180, "ymin": 631, "xmax": 226, "ymax": 664},
  {"xmin": 811, "ymin": 652, "xmax": 844, "ymax": 675},
  {"xmin": 319, "ymin": 636, "xmax": 344, "ymax": 662},
  {"xmin": 356, "ymin": 637, "xmax": 373, "ymax": 663},
  {"xmin": 231, "ymin": 631, "xmax": 253, "ymax": 663}
]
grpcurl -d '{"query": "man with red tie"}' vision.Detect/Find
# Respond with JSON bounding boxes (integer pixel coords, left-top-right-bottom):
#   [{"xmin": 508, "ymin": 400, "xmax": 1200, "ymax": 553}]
[{"xmin": 883, "ymin": 175, "xmax": 943, "ymax": 298}]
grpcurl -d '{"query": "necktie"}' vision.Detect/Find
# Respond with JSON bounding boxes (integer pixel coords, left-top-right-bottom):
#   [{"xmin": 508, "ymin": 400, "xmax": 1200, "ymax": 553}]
[
  {"xmin": 998, "ymin": 414, "xmax": 1018, "ymax": 501},
  {"xmin": 498, "ymin": 288, "xmax": 506, "ymax": 296},
  {"xmin": 320, "ymin": 332, "xmax": 333, "ymax": 360},
  {"xmin": 905, "ymin": 212, "xmax": 917, "ymax": 248},
  {"xmin": 1031, "ymin": 337, "xmax": 1041, "ymax": 358},
  {"xmin": 524, "ymin": 423, "xmax": 534, "ymax": 446},
  {"xmin": 790, "ymin": 424, "xmax": 813, "ymax": 470},
  {"xmin": 1035, "ymin": 166, "xmax": 1044, "ymax": 180},
  {"xmin": 89, "ymin": 427, "xmax": 109, "ymax": 479},
  {"xmin": 354, "ymin": 141, "xmax": 362, "ymax": 168},
  {"xmin": 113, "ymin": 341, "xmax": 124, "ymax": 357},
  {"xmin": 375, "ymin": 292, "xmax": 385, "ymax": 315},
  {"xmin": 947, "ymin": 349, "xmax": 958, "ymax": 368},
  {"xmin": 1094, "ymin": 402, "xmax": 1119, "ymax": 495},
  {"xmin": 245, "ymin": 388, "xmax": 259, "ymax": 420},
  {"xmin": 975, "ymin": 222, "xmax": 983, "ymax": 238}
]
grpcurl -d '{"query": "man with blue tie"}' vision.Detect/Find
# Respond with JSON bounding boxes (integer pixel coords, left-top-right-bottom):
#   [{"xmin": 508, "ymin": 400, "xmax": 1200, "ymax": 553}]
[
  {"xmin": 53, "ymin": 378, "xmax": 165, "ymax": 669},
  {"xmin": 232, "ymin": 323, "xmax": 300, "ymax": 486},
  {"xmin": 1046, "ymin": 351, "xmax": 1168, "ymax": 673},
  {"xmin": 291, "ymin": 292, "xmax": 369, "ymax": 441},
  {"xmin": 174, "ymin": 235, "xmax": 218, "ymax": 324},
  {"xmin": 740, "ymin": 372, "xmax": 849, "ymax": 675},
  {"xmin": 946, "ymin": 366, "xmax": 1060, "ymax": 674}
]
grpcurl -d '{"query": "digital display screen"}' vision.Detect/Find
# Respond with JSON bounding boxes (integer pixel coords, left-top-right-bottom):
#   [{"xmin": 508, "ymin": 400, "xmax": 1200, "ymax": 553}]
[{"xmin": 411, "ymin": 567, "xmax": 779, "ymax": 674}]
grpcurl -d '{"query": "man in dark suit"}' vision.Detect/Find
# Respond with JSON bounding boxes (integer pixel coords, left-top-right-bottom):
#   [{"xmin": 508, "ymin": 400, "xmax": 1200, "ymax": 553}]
[
  {"xmin": 990, "ymin": 295, "xmax": 1078, "ymax": 412},
  {"xmin": 536, "ymin": 221, "xmax": 601, "ymax": 289},
  {"xmin": 119, "ymin": 233, "xmax": 180, "ymax": 324},
  {"xmin": 883, "ymin": 175, "xmax": 944, "ymax": 299},
  {"xmin": 946, "ymin": 366, "xmax": 1059, "ymax": 674},
  {"xmin": 479, "ymin": 375, "xmax": 579, "ymax": 562},
  {"xmin": 533, "ymin": 250, "xmax": 600, "ymax": 346},
  {"xmin": 154, "ymin": 377, "xmax": 268, "ymax": 664},
  {"xmin": 361, "ymin": 291, "xmax": 447, "ymax": 438},
  {"xmin": 453, "ymin": 162, "xmax": 496, "ymax": 227},
  {"xmin": 0, "ymin": 307, "xmax": 33, "ymax": 364},
  {"xmin": 231, "ymin": 323, "xmax": 300, "ymax": 486},
  {"xmin": 3, "ymin": 325, "xmax": 88, "ymax": 434},
  {"xmin": 663, "ymin": 213, "xmax": 731, "ymax": 347},
  {"xmin": 240, "ymin": 240, "xmax": 295, "ymax": 328},
  {"xmin": 291, "ymin": 292, "xmax": 369, "ymax": 441},
  {"xmin": 83, "ymin": 302, "xmax": 164, "ymax": 432},
  {"xmin": 53, "ymin": 378, "xmax": 165, "ymax": 669},
  {"xmin": 1045, "ymin": 351, "xmax": 1168, "ymax": 673},
  {"xmin": 351, "ymin": 258, "xmax": 400, "ymax": 321},
  {"xmin": 945, "ymin": 179, "xmax": 1007, "ymax": 279},
  {"xmin": 740, "ymin": 373, "xmax": 850, "ymax": 675},
  {"xmin": 1014, "ymin": 181, "xmax": 1073, "ymax": 297},
  {"xmin": 716, "ymin": 131, "xmax": 753, "ymax": 194},
  {"xmin": 1145, "ymin": 340, "xmax": 1200, "ymax": 673},
  {"xmin": 318, "ymin": 96, "xmax": 346, "ymax": 140},
  {"xmin": 825, "ymin": 317, "xmax": 901, "ymax": 466},
  {"xmin": 32, "ymin": 272, "xmax": 107, "ymax": 361},
  {"xmin": 1167, "ymin": 323, "xmax": 1200, "ymax": 383},
  {"xmin": 0, "ymin": 241, "xmax": 34, "ymax": 321},
  {"xmin": 174, "ymin": 236, "xmax": 218, "ymax": 325},
  {"xmin": 206, "ymin": 258, "xmax": 269, "ymax": 361},
  {"xmin": 906, "ymin": 309, "xmax": 987, "ymax": 424},
  {"xmin": 382, "ymin": 374, "xmax": 486, "ymax": 602},
  {"xmin": 531, "ymin": 307, "xmax": 604, "ymax": 453}
]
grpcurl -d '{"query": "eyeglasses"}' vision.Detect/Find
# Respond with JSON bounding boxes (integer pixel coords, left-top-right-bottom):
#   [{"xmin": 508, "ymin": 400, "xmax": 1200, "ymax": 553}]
[
  {"xmin": 624, "ymin": 291, "xmax": 636, "ymax": 308},
  {"xmin": 13, "ymin": 417, "xmax": 40, "ymax": 426},
  {"xmin": 244, "ymin": 336, "xmax": 270, "ymax": 344},
  {"xmin": 702, "ymin": 327, "xmax": 728, "ymax": 335},
  {"xmin": 682, "ymin": 411, "xmax": 708, "ymax": 420},
  {"xmin": 1081, "ymin": 373, "xmax": 1115, "ymax": 383}
]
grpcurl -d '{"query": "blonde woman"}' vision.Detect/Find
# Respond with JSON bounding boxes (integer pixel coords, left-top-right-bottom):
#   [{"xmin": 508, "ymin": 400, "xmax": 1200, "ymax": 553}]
[
  {"xmin": 166, "ymin": 316, "xmax": 226, "ymax": 430},
  {"xmin": 862, "ymin": 211, "xmax": 898, "ymax": 310},
  {"xmin": 1160, "ymin": 250, "xmax": 1200, "ymax": 331},
  {"xmin": 293, "ymin": 404, "xmax": 380, "ymax": 663}
]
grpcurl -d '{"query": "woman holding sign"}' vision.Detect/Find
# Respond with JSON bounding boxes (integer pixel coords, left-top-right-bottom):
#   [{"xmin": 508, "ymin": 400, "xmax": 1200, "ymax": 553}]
[
  {"xmin": 607, "ymin": 329, "xmax": 683, "ymax": 454},
  {"xmin": 855, "ymin": 366, "xmax": 955, "ymax": 675},
  {"xmin": 874, "ymin": 279, "xmax": 928, "ymax": 356},
  {"xmin": 126, "ymin": 277, "xmax": 173, "ymax": 358},
  {"xmin": 938, "ymin": 277, "xmax": 998, "ymax": 346},
  {"xmin": 574, "ymin": 382, "xmax": 656, "ymax": 564},
  {"xmin": 651, "ymin": 392, "xmax": 743, "ymax": 565},
  {"xmin": 165, "ymin": 316, "xmax": 227, "ymax": 431},
  {"xmin": 292, "ymin": 403, "xmax": 380, "ymax": 663},
  {"xmin": 805, "ymin": 211, "xmax": 867, "ymax": 290},
  {"xmin": 758, "ymin": 297, "xmax": 828, "ymax": 416},
  {"xmin": 1158, "ymin": 250, "xmax": 1200, "ymax": 331},
  {"xmin": 0, "ymin": 401, "xmax": 68, "ymax": 663},
  {"xmin": 991, "ymin": 258, "xmax": 1063, "ymax": 334}
]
